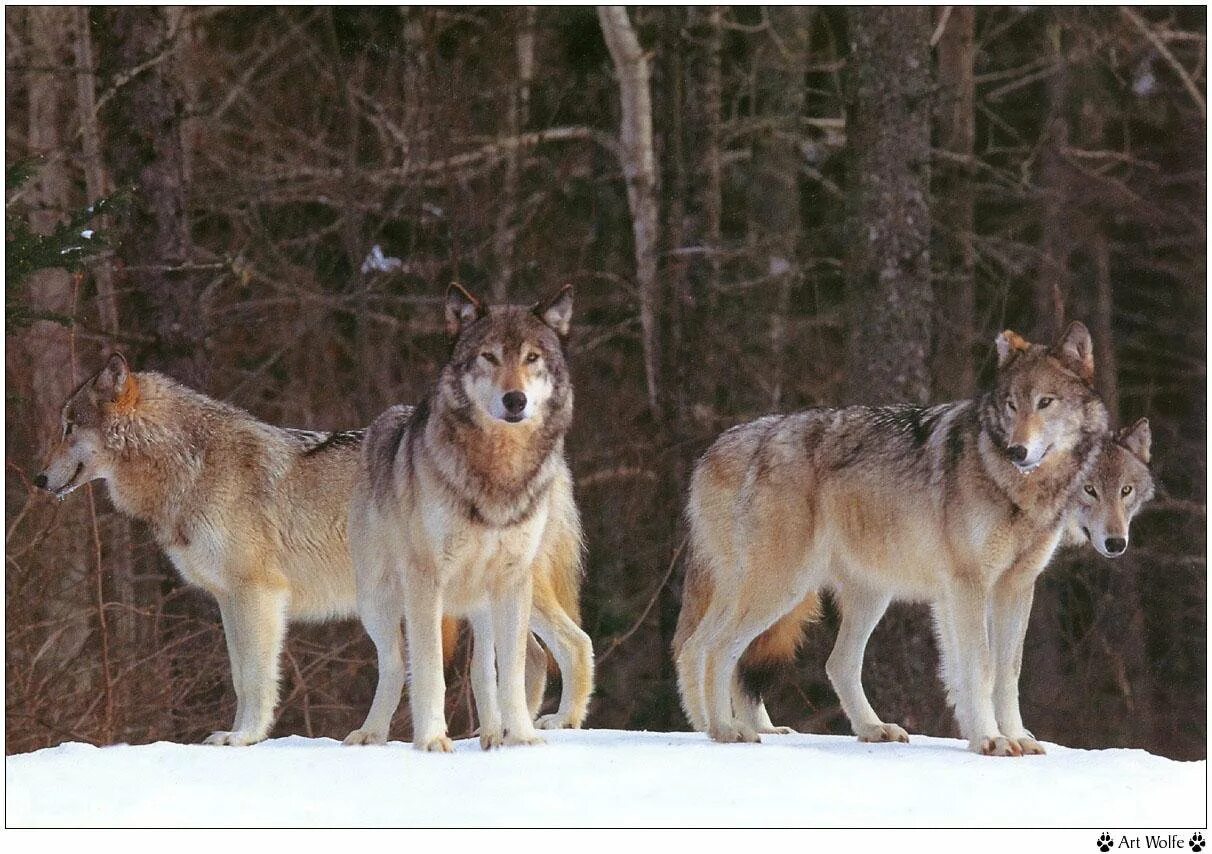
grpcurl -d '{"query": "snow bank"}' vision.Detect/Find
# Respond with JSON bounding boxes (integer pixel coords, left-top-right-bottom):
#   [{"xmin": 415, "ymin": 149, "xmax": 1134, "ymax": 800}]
[{"xmin": 6, "ymin": 730, "xmax": 1204, "ymax": 828}]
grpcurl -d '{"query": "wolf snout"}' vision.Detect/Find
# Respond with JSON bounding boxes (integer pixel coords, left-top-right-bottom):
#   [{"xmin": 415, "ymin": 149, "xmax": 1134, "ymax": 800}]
[
  {"xmin": 33, "ymin": 472, "xmax": 48, "ymax": 490},
  {"xmin": 1104, "ymin": 537, "xmax": 1127, "ymax": 556},
  {"xmin": 1007, "ymin": 444, "xmax": 1028, "ymax": 463},
  {"xmin": 502, "ymin": 391, "xmax": 527, "ymax": 416}
]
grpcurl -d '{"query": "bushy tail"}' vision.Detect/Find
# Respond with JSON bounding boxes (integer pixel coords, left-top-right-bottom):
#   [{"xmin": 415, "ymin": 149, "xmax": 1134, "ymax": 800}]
[
  {"xmin": 441, "ymin": 617, "xmax": 460, "ymax": 667},
  {"xmin": 735, "ymin": 593, "xmax": 823, "ymax": 705}
]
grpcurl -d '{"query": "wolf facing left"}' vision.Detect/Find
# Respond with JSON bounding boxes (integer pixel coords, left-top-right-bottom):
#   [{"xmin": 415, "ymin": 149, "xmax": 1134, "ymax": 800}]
[{"xmin": 33, "ymin": 351, "xmax": 593, "ymax": 746}]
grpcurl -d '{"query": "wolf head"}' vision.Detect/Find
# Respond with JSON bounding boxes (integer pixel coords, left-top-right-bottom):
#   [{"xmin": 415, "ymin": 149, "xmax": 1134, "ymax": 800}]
[
  {"xmin": 987, "ymin": 321, "xmax": 1108, "ymax": 473},
  {"xmin": 442, "ymin": 283, "xmax": 573, "ymax": 426},
  {"xmin": 34, "ymin": 353, "xmax": 136, "ymax": 499},
  {"xmin": 1073, "ymin": 418, "xmax": 1155, "ymax": 558}
]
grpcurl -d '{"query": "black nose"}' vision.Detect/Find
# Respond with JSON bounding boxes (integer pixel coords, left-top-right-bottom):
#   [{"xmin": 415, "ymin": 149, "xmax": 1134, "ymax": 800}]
[
  {"xmin": 502, "ymin": 391, "xmax": 527, "ymax": 414},
  {"xmin": 1007, "ymin": 444, "xmax": 1028, "ymax": 463},
  {"xmin": 1105, "ymin": 537, "xmax": 1127, "ymax": 555},
  {"xmin": 33, "ymin": 473, "xmax": 47, "ymax": 490}
]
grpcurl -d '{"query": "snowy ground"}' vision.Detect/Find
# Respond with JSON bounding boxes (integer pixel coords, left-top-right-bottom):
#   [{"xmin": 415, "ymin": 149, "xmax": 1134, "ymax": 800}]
[{"xmin": 6, "ymin": 729, "xmax": 1205, "ymax": 828}]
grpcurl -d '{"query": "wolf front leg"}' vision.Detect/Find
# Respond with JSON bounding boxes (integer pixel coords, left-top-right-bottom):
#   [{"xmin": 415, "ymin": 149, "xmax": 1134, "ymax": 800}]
[
  {"xmin": 826, "ymin": 585, "xmax": 908, "ymax": 744},
  {"xmin": 403, "ymin": 575, "xmax": 453, "ymax": 752},
  {"xmin": 344, "ymin": 559, "xmax": 407, "ymax": 746},
  {"xmin": 493, "ymin": 574, "xmax": 544, "ymax": 747},
  {"xmin": 990, "ymin": 576, "xmax": 1045, "ymax": 755},
  {"xmin": 205, "ymin": 581, "xmax": 289, "ymax": 746},
  {"xmin": 468, "ymin": 607, "xmax": 504, "ymax": 749},
  {"xmin": 942, "ymin": 579, "xmax": 1021, "ymax": 756}
]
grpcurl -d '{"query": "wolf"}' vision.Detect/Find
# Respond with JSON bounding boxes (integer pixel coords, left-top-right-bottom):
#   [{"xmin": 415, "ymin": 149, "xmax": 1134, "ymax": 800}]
[
  {"xmin": 682, "ymin": 415, "xmax": 1156, "ymax": 742},
  {"xmin": 674, "ymin": 322, "xmax": 1109, "ymax": 755},
  {"xmin": 34, "ymin": 352, "xmax": 592, "ymax": 746},
  {"xmin": 343, "ymin": 283, "xmax": 586, "ymax": 752}
]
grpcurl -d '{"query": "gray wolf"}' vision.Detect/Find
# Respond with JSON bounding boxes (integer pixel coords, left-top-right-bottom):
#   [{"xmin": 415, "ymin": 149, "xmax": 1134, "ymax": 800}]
[
  {"xmin": 1064, "ymin": 417, "xmax": 1155, "ymax": 557},
  {"xmin": 35, "ymin": 353, "xmax": 591, "ymax": 745},
  {"xmin": 344, "ymin": 283, "xmax": 588, "ymax": 752},
  {"xmin": 674, "ymin": 322, "xmax": 1109, "ymax": 755}
]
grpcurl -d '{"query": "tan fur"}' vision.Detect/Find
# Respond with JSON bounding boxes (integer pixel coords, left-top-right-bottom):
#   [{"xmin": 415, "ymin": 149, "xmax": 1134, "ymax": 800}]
[
  {"xmin": 344, "ymin": 286, "xmax": 592, "ymax": 752},
  {"xmin": 37, "ymin": 355, "xmax": 588, "ymax": 746},
  {"xmin": 675, "ymin": 323, "xmax": 1109, "ymax": 755}
]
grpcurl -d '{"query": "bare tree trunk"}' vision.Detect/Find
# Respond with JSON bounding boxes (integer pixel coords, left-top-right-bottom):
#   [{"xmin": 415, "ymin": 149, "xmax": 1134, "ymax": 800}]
[
  {"xmin": 1034, "ymin": 22, "xmax": 1072, "ymax": 343},
  {"xmin": 932, "ymin": 5, "xmax": 976, "ymax": 399},
  {"xmin": 843, "ymin": 7, "xmax": 933, "ymax": 405},
  {"xmin": 598, "ymin": 5, "xmax": 661, "ymax": 419},
  {"xmin": 492, "ymin": 6, "xmax": 536, "ymax": 302},
  {"xmin": 97, "ymin": 7, "xmax": 206, "ymax": 387},
  {"xmin": 749, "ymin": 6, "xmax": 810, "ymax": 410}
]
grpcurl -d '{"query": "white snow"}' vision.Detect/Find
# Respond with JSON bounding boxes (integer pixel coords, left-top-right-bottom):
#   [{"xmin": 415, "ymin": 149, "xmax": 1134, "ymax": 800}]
[{"xmin": 5, "ymin": 729, "xmax": 1204, "ymax": 828}]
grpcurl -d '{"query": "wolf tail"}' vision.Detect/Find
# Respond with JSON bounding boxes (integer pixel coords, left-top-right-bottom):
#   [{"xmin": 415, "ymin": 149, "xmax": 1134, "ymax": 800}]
[{"xmin": 673, "ymin": 537, "xmax": 822, "ymax": 730}]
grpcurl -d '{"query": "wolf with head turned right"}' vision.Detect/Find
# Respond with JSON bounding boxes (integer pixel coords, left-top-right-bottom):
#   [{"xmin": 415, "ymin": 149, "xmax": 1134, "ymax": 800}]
[
  {"xmin": 345, "ymin": 283, "xmax": 590, "ymax": 752},
  {"xmin": 674, "ymin": 322, "xmax": 1120, "ymax": 756}
]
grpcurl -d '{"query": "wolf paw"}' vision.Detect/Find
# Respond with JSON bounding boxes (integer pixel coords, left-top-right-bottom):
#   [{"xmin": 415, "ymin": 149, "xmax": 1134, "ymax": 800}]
[
  {"xmin": 973, "ymin": 735, "xmax": 1022, "ymax": 756},
  {"xmin": 1010, "ymin": 736, "xmax": 1046, "ymax": 755},
  {"xmin": 415, "ymin": 735, "xmax": 454, "ymax": 753},
  {"xmin": 342, "ymin": 728, "xmax": 388, "ymax": 746},
  {"xmin": 759, "ymin": 725, "xmax": 797, "ymax": 735},
  {"xmin": 502, "ymin": 730, "xmax": 545, "ymax": 747},
  {"xmin": 1097, "ymin": 833, "xmax": 1114, "ymax": 852},
  {"xmin": 203, "ymin": 730, "xmax": 262, "ymax": 747},
  {"xmin": 708, "ymin": 723, "xmax": 761, "ymax": 744},
  {"xmin": 479, "ymin": 728, "xmax": 505, "ymax": 750},
  {"xmin": 856, "ymin": 723, "xmax": 910, "ymax": 744},
  {"xmin": 536, "ymin": 712, "xmax": 583, "ymax": 730}
]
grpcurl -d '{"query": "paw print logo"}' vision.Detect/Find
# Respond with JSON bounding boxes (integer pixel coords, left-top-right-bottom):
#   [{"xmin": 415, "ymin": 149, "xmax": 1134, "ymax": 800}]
[
  {"xmin": 1096, "ymin": 833, "xmax": 1114, "ymax": 852},
  {"xmin": 1190, "ymin": 833, "xmax": 1205, "ymax": 853}
]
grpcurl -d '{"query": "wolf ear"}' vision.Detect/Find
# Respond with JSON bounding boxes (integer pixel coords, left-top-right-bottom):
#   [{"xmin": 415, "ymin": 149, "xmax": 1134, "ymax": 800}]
[
  {"xmin": 1051, "ymin": 321, "xmax": 1095, "ymax": 383},
  {"xmin": 533, "ymin": 284, "xmax": 573, "ymax": 337},
  {"xmin": 1117, "ymin": 417, "xmax": 1151, "ymax": 464},
  {"xmin": 996, "ymin": 330, "xmax": 1031, "ymax": 367},
  {"xmin": 95, "ymin": 352, "xmax": 138, "ymax": 410},
  {"xmin": 445, "ymin": 282, "xmax": 485, "ymax": 339}
]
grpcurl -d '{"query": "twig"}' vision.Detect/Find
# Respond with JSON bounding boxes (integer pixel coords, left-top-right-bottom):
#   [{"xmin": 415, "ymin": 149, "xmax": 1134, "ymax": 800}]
[
  {"xmin": 597, "ymin": 535, "xmax": 686, "ymax": 666},
  {"xmin": 1120, "ymin": 6, "xmax": 1206, "ymax": 119}
]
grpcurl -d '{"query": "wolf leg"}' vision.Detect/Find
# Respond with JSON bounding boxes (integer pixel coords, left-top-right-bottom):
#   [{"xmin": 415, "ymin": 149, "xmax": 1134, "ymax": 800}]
[
  {"xmin": 826, "ymin": 585, "xmax": 906, "ymax": 744},
  {"xmin": 469, "ymin": 608, "xmax": 504, "ymax": 749},
  {"xmin": 344, "ymin": 570, "xmax": 406, "ymax": 746},
  {"xmin": 493, "ymin": 576, "xmax": 543, "ymax": 747},
  {"xmin": 991, "ymin": 579, "xmax": 1045, "ymax": 755},
  {"xmin": 674, "ymin": 628, "xmax": 711, "ymax": 732},
  {"xmin": 943, "ymin": 580, "xmax": 1020, "ymax": 756},
  {"xmin": 524, "ymin": 634, "xmax": 548, "ymax": 721},
  {"xmin": 214, "ymin": 595, "xmax": 247, "ymax": 736},
  {"xmin": 530, "ymin": 594, "xmax": 594, "ymax": 729},
  {"xmin": 731, "ymin": 681, "xmax": 795, "ymax": 735},
  {"xmin": 403, "ymin": 576, "xmax": 453, "ymax": 752},
  {"xmin": 205, "ymin": 583, "xmax": 288, "ymax": 746}
]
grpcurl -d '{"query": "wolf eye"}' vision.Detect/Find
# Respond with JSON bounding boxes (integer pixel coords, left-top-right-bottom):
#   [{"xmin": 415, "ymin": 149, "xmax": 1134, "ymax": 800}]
[
  {"xmin": 480, "ymin": 352, "xmax": 500, "ymax": 366},
  {"xmin": 1121, "ymin": 484, "xmax": 1133, "ymax": 497},
  {"xmin": 64, "ymin": 423, "xmax": 74, "ymax": 438},
  {"xmin": 525, "ymin": 352, "xmax": 540, "ymax": 364},
  {"xmin": 1005, "ymin": 399, "xmax": 1017, "ymax": 413},
  {"xmin": 1038, "ymin": 397, "xmax": 1054, "ymax": 409},
  {"xmin": 1084, "ymin": 484, "xmax": 1098, "ymax": 498}
]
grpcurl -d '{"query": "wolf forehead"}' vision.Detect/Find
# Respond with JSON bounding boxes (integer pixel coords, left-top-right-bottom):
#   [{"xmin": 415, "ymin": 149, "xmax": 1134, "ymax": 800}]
[
  {"xmin": 996, "ymin": 346, "xmax": 1092, "ymax": 393},
  {"xmin": 452, "ymin": 305, "xmax": 564, "ymax": 357}
]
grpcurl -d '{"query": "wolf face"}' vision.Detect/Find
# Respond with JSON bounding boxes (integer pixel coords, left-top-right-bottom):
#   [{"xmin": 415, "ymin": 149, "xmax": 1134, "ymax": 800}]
[
  {"xmin": 34, "ymin": 353, "xmax": 133, "ymax": 499},
  {"xmin": 443, "ymin": 283, "xmax": 573, "ymax": 426},
  {"xmin": 1074, "ymin": 418, "xmax": 1155, "ymax": 558},
  {"xmin": 988, "ymin": 322, "xmax": 1102, "ymax": 474}
]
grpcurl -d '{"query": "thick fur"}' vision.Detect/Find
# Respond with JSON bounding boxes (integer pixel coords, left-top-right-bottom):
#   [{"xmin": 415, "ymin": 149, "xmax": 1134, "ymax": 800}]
[
  {"xmin": 344, "ymin": 285, "xmax": 593, "ymax": 752},
  {"xmin": 36, "ymin": 353, "xmax": 590, "ymax": 746},
  {"xmin": 1063, "ymin": 418, "xmax": 1155, "ymax": 556},
  {"xmin": 674, "ymin": 323, "xmax": 1109, "ymax": 755}
]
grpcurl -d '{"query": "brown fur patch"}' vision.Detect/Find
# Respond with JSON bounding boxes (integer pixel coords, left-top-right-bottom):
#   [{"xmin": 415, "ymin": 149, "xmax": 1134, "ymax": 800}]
[
  {"xmin": 106, "ymin": 372, "xmax": 141, "ymax": 415},
  {"xmin": 740, "ymin": 592, "xmax": 823, "ymax": 666},
  {"xmin": 441, "ymin": 616, "xmax": 460, "ymax": 667}
]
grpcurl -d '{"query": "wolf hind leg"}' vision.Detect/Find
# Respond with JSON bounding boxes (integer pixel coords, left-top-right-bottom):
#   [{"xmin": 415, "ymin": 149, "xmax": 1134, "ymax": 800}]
[
  {"xmin": 530, "ymin": 592, "xmax": 594, "ymax": 729},
  {"xmin": 731, "ymin": 680, "xmax": 795, "ymax": 735},
  {"xmin": 344, "ymin": 561, "xmax": 407, "ymax": 746},
  {"xmin": 206, "ymin": 580, "xmax": 288, "ymax": 746},
  {"xmin": 524, "ymin": 633, "xmax": 548, "ymax": 722},
  {"xmin": 826, "ymin": 584, "xmax": 906, "ymax": 744}
]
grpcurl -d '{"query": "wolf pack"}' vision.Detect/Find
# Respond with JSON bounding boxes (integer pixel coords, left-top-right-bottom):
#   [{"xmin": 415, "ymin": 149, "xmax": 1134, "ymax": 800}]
[{"xmin": 35, "ymin": 284, "xmax": 1154, "ymax": 757}]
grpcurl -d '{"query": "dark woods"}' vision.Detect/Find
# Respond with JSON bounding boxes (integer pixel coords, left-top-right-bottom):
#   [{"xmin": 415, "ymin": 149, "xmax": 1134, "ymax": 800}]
[{"xmin": 5, "ymin": 7, "xmax": 1205, "ymax": 759}]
